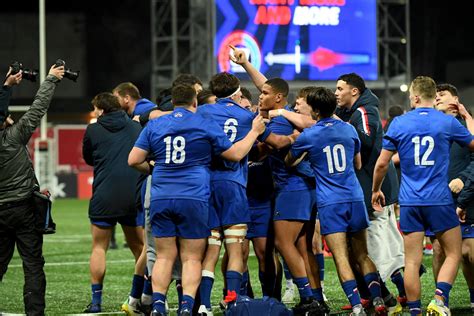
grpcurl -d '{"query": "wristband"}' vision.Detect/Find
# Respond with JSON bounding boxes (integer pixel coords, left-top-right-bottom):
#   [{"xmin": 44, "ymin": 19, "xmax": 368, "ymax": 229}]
[{"xmin": 278, "ymin": 109, "xmax": 283, "ymax": 116}]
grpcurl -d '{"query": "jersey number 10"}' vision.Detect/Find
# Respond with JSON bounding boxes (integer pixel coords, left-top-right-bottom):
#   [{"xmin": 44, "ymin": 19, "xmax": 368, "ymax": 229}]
[
  {"xmin": 412, "ymin": 136, "xmax": 435, "ymax": 166},
  {"xmin": 323, "ymin": 144, "xmax": 347, "ymax": 174},
  {"xmin": 164, "ymin": 136, "xmax": 186, "ymax": 164}
]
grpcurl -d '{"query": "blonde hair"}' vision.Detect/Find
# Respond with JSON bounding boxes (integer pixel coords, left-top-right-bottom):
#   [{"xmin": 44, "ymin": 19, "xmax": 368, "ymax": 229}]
[
  {"xmin": 113, "ymin": 82, "xmax": 141, "ymax": 100},
  {"xmin": 410, "ymin": 76, "xmax": 436, "ymax": 100}
]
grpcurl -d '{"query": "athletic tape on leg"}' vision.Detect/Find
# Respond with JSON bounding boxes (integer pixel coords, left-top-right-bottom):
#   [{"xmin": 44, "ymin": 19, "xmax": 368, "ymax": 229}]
[
  {"xmin": 224, "ymin": 224, "xmax": 247, "ymax": 244},
  {"xmin": 208, "ymin": 230, "xmax": 222, "ymax": 246}
]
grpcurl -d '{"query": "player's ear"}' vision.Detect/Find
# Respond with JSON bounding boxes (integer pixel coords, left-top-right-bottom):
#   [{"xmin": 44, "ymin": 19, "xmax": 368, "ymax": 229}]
[
  {"xmin": 275, "ymin": 92, "xmax": 283, "ymax": 103},
  {"xmin": 351, "ymin": 87, "xmax": 359, "ymax": 97}
]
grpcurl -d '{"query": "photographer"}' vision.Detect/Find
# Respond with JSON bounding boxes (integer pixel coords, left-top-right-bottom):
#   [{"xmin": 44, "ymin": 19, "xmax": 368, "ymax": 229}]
[{"xmin": 0, "ymin": 63, "xmax": 64, "ymax": 316}]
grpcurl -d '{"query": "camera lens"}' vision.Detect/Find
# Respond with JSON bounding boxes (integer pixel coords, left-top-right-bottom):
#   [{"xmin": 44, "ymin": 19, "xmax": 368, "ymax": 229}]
[
  {"xmin": 22, "ymin": 69, "xmax": 39, "ymax": 82},
  {"xmin": 64, "ymin": 69, "xmax": 80, "ymax": 82}
]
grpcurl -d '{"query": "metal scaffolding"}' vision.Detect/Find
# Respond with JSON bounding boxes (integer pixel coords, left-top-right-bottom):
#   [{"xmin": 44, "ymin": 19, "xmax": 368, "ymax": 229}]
[
  {"xmin": 378, "ymin": 0, "xmax": 411, "ymax": 109},
  {"xmin": 150, "ymin": 0, "xmax": 214, "ymax": 100}
]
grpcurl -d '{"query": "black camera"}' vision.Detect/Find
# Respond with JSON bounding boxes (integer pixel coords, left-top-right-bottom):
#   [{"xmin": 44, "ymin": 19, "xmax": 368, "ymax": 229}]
[
  {"xmin": 54, "ymin": 59, "xmax": 80, "ymax": 82},
  {"xmin": 10, "ymin": 61, "xmax": 39, "ymax": 82}
]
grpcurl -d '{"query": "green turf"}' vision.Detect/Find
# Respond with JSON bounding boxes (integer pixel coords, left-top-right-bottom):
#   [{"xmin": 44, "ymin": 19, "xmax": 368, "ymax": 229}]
[{"xmin": 0, "ymin": 198, "xmax": 471, "ymax": 314}]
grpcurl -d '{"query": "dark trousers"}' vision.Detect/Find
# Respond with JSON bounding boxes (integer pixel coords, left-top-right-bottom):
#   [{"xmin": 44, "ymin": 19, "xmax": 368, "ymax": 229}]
[{"xmin": 0, "ymin": 199, "xmax": 45, "ymax": 316}]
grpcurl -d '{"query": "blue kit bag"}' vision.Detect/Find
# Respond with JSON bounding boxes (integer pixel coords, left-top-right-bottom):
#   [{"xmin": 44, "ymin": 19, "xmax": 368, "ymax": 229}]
[{"xmin": 225, "ymin": 295, "xmax": 293, "ymax": 316}]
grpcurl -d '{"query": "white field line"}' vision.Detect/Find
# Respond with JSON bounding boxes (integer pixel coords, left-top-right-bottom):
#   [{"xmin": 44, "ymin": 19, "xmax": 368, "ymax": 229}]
[
  {"xmin": 8, "ymin": 259, "xmax": 135, "ymax": 268},
  {"xmin": 8, "ymin": 249, "xmax": 255, "ymax": 268}
]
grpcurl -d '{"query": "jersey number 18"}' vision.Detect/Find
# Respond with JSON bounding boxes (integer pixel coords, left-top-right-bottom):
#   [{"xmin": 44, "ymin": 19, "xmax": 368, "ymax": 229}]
[{"xmin": 164, "ymin": 136, "xmax": 186, "ymax": 164}]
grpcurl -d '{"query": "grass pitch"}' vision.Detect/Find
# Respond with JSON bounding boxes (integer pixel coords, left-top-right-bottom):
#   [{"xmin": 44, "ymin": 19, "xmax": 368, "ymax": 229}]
[{"xmin": 0, "ymin": 199, "xmax": 471, "ymax": 315}]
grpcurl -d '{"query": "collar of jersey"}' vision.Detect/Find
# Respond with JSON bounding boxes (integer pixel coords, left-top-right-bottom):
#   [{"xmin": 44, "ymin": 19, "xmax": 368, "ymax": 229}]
[
  {"xmin": 216, "ymin": 98, "xmax": 240, "ymax": 107},
  {"xmin": 317, "ymin": 117, "xmax": 336, "ymax": 124},
  {"xmin": 173, "ymin": 107, "xmax": 193, "ymax": 114}
]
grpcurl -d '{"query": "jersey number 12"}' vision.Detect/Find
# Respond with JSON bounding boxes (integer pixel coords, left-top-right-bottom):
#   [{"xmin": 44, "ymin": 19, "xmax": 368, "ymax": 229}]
[
  {"xmin": 164, "ymin": 136, "xmax": 186, "ymax": 164},
  {"xmin": 412, "ymin": 136, "xmax": 435, "ymax": 166}
]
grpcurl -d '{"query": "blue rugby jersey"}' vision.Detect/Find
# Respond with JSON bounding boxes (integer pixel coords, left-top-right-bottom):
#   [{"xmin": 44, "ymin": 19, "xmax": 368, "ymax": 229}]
[
  {"xmin": 266, "ymin": 107, "xmax": 315, "ymax": 192},
  {"xmin": 134, "ymin": 107, "xmax": 232, "ymax": 201},
  {"xmin": 290, "ymin": 117, "xmax": 364, "ymax": 206},
  {"xmin": 198, "ymin": 98, "xmax": 270, "ymax": 187},
  {"xmin": 383, "ymin": 107, "xmax": 473, "ymax": 205}
]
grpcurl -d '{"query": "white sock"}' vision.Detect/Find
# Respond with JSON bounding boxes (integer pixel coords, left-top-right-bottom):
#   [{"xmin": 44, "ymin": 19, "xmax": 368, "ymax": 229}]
[
  {"xmin": 128, "ymin": 296, "xmax": 140, "ymax": 308},
  {"xmin": 141, "ymin": 293, "xmax": 152, "ymax": 305},
  {"xmin": 353, "ymin": 304, "xmax": 363, "ymax": 314}
]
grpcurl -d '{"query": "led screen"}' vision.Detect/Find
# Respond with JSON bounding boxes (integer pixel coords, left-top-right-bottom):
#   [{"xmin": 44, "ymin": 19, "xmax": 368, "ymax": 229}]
[{"xmin": 215, "ymin": 0, "xmax": 378, "ymax": 81}]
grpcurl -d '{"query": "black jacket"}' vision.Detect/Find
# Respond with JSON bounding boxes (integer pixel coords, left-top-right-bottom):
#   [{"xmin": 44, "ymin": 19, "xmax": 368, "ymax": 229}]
[
  {"xmin": 82, "ymin": 110, "xmax": 142, "ymax": 219},
  {"xmin": 336, "ymin": 89, "xmax": 399, "ymax": 216},
  {"xmin": 458, "ymin": 170, "xmax": 474, "ymax": 224},
  {"xmin": 0, "ymin": 75, "xmax": 60, "ymax": 203},
  {"xmin": 450, "ymin": 116, "xmax": 474, "ymax": 224},
  {"xmin": 0, "ymin": 85, "xmax": 12, "ymax": 122}
]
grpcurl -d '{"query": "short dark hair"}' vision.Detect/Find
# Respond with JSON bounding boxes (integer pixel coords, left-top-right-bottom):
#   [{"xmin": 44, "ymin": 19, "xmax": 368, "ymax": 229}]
[
  {"xmin": 92, "ymin": 92, "xmax": 122, "ymax": 113},
  {"xmin": 172, "ymin": 84, "xmax": 197, "ymax": 107},
  {"xmin": 156, "ymin": 88, "xmax": 174, "ymax": 111},
  {"xmin": 388, "ymin": 105, "xmax": 404, "ymax": 118},
  {"xmin": 209, "ymin": 72, "xmax": 240, "ymax": 98},
  {"xmin": 240, "ymin": 87, "xmax": 252, "ymax": 104},
  {"xmin": 172, "ymin": 73, "xmax": 203, "ymax": 88},
  {"xmin": 265, "ymin": 78, "xmax": 289, "ymax": 97},
  {"xmin": 197, "ymin": 89, "xmax": 215, "ymax": 105},
  {"xmin": 436, "ymin": 83, "xmax": 458, "ymax": 97},
  {"xmin": 112, "ymin": 82, "xmax": 141, "ymax": 100},
  {"xmin": 337, "ymin": 73, "xmax": 366, "ymax": 94},
  {"xmin": 306, "ymin": 87, "xmax": 337, "ymax": 118}
]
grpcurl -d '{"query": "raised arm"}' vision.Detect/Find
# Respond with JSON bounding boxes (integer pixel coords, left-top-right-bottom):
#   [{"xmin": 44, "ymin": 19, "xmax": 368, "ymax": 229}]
[
  {"xmin": 11, "ymin": 65, "xmax": 64, "ymax": 144},
  {"xmin": 229, "ymin": 45, "xmax": 267, "ymax": 92},
  {"xmin": 0, "ymin": 68, "xmax": 22, "ymax": 123}
]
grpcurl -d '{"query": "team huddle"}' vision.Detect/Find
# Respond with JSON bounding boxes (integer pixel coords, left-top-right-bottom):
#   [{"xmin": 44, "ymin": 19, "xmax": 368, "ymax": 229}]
[{"xmin": 82, "ymin": 47, "xmax": 474, "ymax": 316}]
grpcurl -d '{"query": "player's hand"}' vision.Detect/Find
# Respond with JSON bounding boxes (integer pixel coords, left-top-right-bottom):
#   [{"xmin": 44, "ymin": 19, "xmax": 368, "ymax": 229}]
[
  {"xmin": 229, "ymin": 44, "xmax": 248, "ymax": 65},
  {"xmin": 288, "ymin": 129, "xmax": 300, "ymax": 145},
  {"xmin": 448, "ymin": 103, "xmax": 472, "ymax": 121},
  {"xmin": 457, "ymin": 207, "xmax": 466, "ymax": 223},
  {"xmin": 49, "ymin": 64, "xmax": 65, "ymax": 80},
  {"xmin": 132, "ymin": 115, "xmax": 140, "ymax": 122},
  {"xmin": 371, "ymin": 190, "xmax": 385, "ymax": 211},
  {"xmin": 449, "ymin": 178, "xmax": 464, "ymax": 194},
  {"xmin": 259, "ymin": 108, "xmax": 269, "ymax": 119},
  {"xmin": 4, "ymin": 67, "xmax": 22, "ymax": 86},
  {"xmin": 252, "ymin": 114, "xmax": 266, "ymax": 135},
  {"xmin": 269, "ymin": 109, "xmax": 287, "ymax": 119},
  {"xmin": 268, "ymin": 110, "xmax": 278, "ymax": 119}
]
